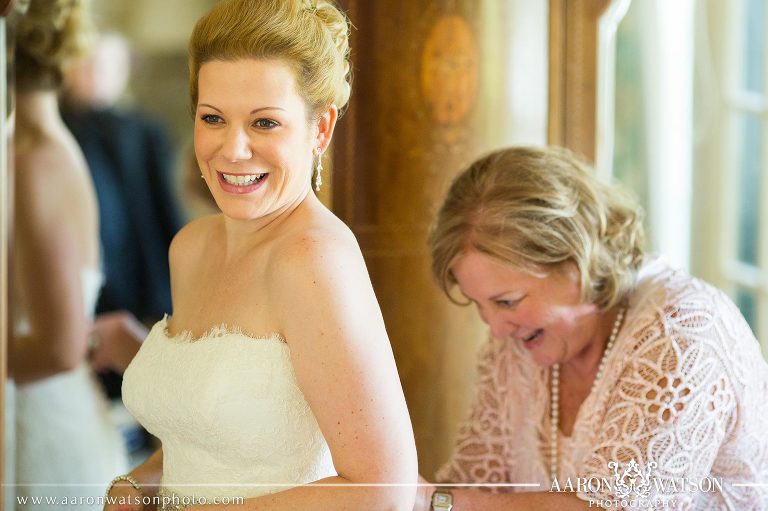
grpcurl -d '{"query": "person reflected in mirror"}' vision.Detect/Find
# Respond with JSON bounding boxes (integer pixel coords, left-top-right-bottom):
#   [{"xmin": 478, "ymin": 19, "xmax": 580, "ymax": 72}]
[
  {"xmin": 8, "ymin": 1, "xmax": 128, "ymax": 509},
  {"xmin": 104, "ymin": 1, "xmax": 417, "ymax": 510},
  {"xmin": 416, "ymin": 146, "xmax": 768, "ymax": 510}
]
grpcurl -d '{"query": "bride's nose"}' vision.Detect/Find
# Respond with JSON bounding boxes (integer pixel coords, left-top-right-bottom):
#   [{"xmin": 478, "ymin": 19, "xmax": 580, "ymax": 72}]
[{"xmin": 221, "ymin": 127, "xmax": 253, "ymax": 161}]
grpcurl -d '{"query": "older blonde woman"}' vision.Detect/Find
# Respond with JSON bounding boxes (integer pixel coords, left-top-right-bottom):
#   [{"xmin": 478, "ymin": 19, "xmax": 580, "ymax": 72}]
[{"xmin": 416, "ymin": 146, "xmax": 768, "ymax": 510}]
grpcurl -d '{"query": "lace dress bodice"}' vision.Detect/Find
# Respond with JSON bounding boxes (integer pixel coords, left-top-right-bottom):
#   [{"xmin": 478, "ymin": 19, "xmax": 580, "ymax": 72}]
[
  {"xmin": 436, "ymin": 258, "xmax": 768, "ymax": 510},
  {"xmin": 121, "ymin": 317, "xmax": 336, "ymax": 501}
]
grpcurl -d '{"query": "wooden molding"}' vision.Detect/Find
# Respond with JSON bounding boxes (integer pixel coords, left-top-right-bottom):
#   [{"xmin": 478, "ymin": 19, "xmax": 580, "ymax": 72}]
[
  {"xmin": 548, "ymin": 0, "xmax": 612, "ymax": 162},
  {"xmin": 0, "ymin": 0, "xmax": 12, "ymax": 502}
]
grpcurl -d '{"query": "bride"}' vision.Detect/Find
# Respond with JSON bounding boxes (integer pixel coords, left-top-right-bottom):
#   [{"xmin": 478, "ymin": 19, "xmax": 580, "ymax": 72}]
[{"xmin": 105, "ymin": 1, "xmax": 417, "ymax": 510}]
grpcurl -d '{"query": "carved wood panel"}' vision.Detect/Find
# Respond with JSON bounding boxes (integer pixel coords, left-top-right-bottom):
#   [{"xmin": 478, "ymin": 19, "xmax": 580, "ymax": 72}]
[{"xmin": 333, "ymin": 0, "xmax": 490, "ymax": 475}]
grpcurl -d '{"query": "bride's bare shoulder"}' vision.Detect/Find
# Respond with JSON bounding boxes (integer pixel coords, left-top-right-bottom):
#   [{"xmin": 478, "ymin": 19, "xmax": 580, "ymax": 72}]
[
  {"xmin": 170, "ymin": 214, "xmax": 223, "ymax": 265},
  {"xmin": 267, "ymin": 212, "xmax": 365, "ymax": 284}
]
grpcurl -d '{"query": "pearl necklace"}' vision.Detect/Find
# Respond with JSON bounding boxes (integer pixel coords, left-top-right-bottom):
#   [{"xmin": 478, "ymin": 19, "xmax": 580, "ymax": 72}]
[{"xmin": 549, "ymin": 306, "xmax": 626, "ymax": 481}]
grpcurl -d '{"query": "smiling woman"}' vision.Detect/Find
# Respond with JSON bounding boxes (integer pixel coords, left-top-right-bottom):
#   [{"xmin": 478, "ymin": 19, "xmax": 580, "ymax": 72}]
[
  {"xmin": 193, "ymin": 58, "xmax": 335, "ymax": 221},
  {"xmin": 415, "ymin": 146, "xmax": 768, "ymax": 511},
  {"xmin": 104, "ymin": 1, "xmax": 417, "ymax": 511},
  {"xmin": 451, "ymin": 253, "xmax": 603, "ymax": 369}
]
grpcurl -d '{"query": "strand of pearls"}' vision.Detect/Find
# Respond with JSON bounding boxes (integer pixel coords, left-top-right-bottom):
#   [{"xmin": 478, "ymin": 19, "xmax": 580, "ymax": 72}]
[{"xmin": 549, "ymin": 306, "xmax": 626, "ymax": 482}]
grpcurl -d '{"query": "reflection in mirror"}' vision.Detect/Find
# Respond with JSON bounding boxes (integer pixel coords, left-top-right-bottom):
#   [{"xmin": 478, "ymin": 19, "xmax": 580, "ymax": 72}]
[
  {"xmin": 4, "ymin": 1, "xmax": 220, "ymax": 506},
  {"xmin": 9, "ymin": 0, "xmax": 132, "ymax": 505}
]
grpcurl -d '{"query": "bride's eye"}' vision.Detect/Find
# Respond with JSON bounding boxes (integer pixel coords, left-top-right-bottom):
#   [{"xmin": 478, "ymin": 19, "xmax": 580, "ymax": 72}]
[
  {"xmin": 253, "ymin": 118, "xmax": 279, "ymax": 129},
  {"xmin": 200, "ymin": 114, "xmax": 223, "ymax": 125}
]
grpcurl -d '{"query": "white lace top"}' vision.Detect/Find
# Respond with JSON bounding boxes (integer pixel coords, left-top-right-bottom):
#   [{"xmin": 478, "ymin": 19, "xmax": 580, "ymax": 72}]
[
  {"xmin": 8, "ymin": 268, "xmax": 127, "ymax": 510},
  {"xmin": 436, "ymin": 258, "xmax": 768, "ymax": 510},
  {"xmin": 122, "ymin": 317, "xmax": 336, "ymax": 501}
]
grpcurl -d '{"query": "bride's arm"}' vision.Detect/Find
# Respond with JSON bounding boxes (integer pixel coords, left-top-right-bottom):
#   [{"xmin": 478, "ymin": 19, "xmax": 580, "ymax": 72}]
[
  {"xmin": 192, "ymin": 230, "xmax": 418, "ymax": 510},
  {"xmin": 104, "ymin": 448, "xmax": 163, "ymax": 511},
  {"xmin": 10, "ymin": 145, "xmax": 92, "ymax": 384}
]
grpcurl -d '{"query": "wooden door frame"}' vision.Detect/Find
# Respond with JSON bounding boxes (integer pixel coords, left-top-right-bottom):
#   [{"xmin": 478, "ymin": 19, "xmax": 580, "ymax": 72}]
[
  {"xmin": 1, "ymin": 0, "xmax": 16, "ymax": 502},
  {"xmin": 548, "ymin": 0, "xmax": 613, "ymax": 162}
]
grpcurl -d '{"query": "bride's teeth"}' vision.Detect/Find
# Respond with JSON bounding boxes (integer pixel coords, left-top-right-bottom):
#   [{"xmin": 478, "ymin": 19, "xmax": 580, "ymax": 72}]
[{"xmin": 222, "ymin": 173, "xmax": 264, "ymax": 186}]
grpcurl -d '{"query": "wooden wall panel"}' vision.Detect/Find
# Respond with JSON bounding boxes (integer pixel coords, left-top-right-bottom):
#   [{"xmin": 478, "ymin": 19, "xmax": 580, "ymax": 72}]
[{"xmin": 333, "ymin": 0, "xmax": 493, "ymax": 475}]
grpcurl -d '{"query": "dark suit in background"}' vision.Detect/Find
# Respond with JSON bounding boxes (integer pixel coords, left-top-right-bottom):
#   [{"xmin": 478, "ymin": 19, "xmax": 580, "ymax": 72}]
[{"xmin": 62, "ymin": 106, "xmax": 185, "ymax": 396}]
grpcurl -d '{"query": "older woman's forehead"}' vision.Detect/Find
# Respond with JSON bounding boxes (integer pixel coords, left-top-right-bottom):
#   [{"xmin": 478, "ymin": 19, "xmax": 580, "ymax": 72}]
[{"xmin": 453, "ymin": 252, "xmax": 581, "ymax": 296}]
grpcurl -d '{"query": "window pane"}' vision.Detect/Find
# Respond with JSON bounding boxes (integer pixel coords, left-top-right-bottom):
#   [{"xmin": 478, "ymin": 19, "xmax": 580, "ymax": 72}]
[
  {"xmin": 613, "ymin": 2, "xmax": 650, "ymax": 229},
  {"xmin": 742, "ymin": 0, "xmax": 765, "ymax": 93},
  {"xmin": 734, "ymin": 287, "xmax": 758, "ymax": 335},
  {"xmin": 736, "ymin": 113, "xmax": 762, "ymax": 264}
]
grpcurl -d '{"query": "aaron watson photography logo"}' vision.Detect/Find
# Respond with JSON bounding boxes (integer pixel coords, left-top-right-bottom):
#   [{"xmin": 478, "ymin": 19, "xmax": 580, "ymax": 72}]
[
  {"xmin": 549, "ymin": 458, "xmax": 723, "ymax": 508},
  {"xmin": 608, "ymin": 459, "xmax": 657, "ymax": 499}
]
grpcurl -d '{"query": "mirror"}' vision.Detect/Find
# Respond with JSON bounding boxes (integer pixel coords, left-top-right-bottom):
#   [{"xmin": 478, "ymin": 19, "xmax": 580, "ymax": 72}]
[{"xmin": 2, "ymin": 1, "xmax": 212, "ymax": 505}]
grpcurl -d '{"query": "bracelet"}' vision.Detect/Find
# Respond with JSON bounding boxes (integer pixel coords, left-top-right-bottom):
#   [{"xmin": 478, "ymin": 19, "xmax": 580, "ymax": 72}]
[{"xmin": 105, "ymin": 474, "xmax": 144, "ymax": 498}]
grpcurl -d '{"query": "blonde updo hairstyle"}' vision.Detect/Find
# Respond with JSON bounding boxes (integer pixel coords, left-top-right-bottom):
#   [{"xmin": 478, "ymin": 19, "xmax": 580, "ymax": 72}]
[
  {"xmin": 429, "ymin": 146, "xmax": 646, "ymax": 311},
  {"xmin": 188, "ymin": 0, "xmax": 351, "ymax": 119},
  {"xmin": 15, "ymin": 0, "xmax": 93, "ymax": 90}
]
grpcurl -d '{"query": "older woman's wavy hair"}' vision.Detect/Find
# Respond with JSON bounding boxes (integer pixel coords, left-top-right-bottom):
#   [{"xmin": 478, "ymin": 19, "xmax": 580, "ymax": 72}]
[
  {"xmin": 15, "ymin": 0, "xmax": 93, "ymax": 90},
  {"xmin": 429, "ymin": 146, "xmax": 646, "ymax": 311}
]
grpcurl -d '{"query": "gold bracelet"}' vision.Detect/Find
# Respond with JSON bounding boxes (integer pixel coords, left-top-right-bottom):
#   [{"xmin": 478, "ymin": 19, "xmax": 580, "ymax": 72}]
[{"xmin": 105, "ymin": 474, "xmax": 144, "ymax": 498}]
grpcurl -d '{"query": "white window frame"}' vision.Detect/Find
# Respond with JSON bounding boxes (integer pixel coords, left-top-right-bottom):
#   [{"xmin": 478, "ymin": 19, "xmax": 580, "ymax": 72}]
[{"xmin": 694, "ymin": 0, "xmax": 768, "ymax": 354}]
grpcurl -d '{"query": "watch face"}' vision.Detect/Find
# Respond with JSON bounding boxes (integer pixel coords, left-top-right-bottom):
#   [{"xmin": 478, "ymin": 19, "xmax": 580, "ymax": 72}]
[
  {"xmin": 432, "ymin": 490, "xmax": 453, "ymax": 509},
  {"xmin": 433, "ymin": 494, "xmax": 451, "ymax": 504}
]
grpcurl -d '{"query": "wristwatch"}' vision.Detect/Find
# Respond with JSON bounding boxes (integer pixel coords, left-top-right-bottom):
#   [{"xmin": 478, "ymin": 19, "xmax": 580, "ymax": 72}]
[{"xmin": 431, "ymin": 489, "xmax": 453, "ymax": 510}]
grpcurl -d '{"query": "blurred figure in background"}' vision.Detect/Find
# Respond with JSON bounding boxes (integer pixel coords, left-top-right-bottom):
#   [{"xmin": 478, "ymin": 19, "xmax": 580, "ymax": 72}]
[
  {"xmin": 60, "ymin": 31, "xmax": 185, "ymax": 397},
  {"xmin": 9, "ymin": 1, "xmax": 128, "ymax": 508},
  {"xmin": 61, "ymin": 32, "xmax": 184, "ymax": 329}
]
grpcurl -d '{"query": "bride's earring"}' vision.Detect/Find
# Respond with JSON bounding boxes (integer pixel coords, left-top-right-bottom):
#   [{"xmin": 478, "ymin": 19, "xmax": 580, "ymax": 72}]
[{"xmin": 314, "ymin": 151, "xmax": 324, "ymax": 192}]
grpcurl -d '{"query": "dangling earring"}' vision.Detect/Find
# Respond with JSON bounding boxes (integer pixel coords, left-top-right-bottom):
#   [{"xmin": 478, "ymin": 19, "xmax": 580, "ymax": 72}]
[{"xmin": 314, "ymin": 151, "xmax": 324, "ymax": 192}]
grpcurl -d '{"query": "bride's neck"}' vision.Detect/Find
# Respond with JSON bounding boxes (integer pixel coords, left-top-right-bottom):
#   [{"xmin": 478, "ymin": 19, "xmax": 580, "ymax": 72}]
[{"xmin": 16, "ymin": 90, "xmax": 63, "ymax": 130}]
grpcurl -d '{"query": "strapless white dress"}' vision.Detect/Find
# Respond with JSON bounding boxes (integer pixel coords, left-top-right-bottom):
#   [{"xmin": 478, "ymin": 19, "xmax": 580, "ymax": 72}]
[
  {"xmin": 7, "ymin": 268, "xmax": 128, "ymax": 510},
  {"xmin": 121, "ymin": 317, "xmax": 336, "ymax": 503}
]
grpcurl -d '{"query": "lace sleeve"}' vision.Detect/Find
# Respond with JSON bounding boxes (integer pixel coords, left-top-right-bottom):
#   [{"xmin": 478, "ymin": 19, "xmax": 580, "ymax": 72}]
[
  {"xmin": 578, "ymin": 300, "xmax": 739, "ymax": 508},
  {"xmin": 434, "ymin": 338, "xmax": 514, "ymax": 486}
]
